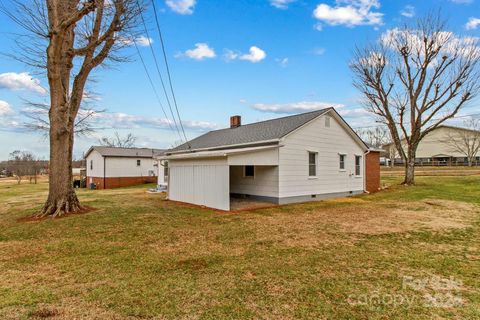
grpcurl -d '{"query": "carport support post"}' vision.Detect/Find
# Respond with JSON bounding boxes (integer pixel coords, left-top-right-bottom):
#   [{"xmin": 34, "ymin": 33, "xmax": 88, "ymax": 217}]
[{"xmin": 166, "ymin": 164, "xmax": 170, "ymax": 200}]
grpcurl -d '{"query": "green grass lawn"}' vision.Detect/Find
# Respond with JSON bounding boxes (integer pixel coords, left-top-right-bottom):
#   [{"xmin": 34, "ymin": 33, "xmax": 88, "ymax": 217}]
[{"xmin": 1, "ymin": 177, "xmax": 479, "ymax": 319}]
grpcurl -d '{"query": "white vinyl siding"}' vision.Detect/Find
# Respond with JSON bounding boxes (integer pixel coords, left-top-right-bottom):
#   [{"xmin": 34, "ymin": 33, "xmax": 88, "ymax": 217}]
[
  {"xmin": 104, "ymin": 157, "xmax": 156, "ymax": 177},
  {"xmin": 227, "ymin": 147, "xmax": 279, "ymax": 165},
  {"xmin": 278, "ymin": 114, "xmax": 365, "ymax": 198},
  {"xmin": 85, "ymin": 150, "xmax": 104, "ymax": 178}
]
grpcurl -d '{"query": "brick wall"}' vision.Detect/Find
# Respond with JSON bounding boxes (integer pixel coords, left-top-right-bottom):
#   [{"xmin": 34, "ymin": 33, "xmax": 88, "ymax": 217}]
[
  {"xmin": 86, "ymin": 176, "xmax": 157, "ymax": 190},
  {"xmin": 365, "ymin": 151, "xmax": 380, "ymax": 193}
]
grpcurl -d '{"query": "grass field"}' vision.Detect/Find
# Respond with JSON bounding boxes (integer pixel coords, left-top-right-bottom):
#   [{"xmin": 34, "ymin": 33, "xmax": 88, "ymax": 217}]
[{"xmin": 1, "ymin": 177, "xmax": 479, "ymax": 319}]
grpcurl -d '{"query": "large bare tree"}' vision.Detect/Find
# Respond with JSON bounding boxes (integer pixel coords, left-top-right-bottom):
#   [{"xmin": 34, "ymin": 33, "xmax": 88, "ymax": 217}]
[
  {"xmin": 1, "ymin": 0, "xmax": 141, "ymax": 217},
  {"xmin": 351, "ymin": 15, "xmax": 480, "ymax": 184},
  {"xmin": 441, "ymin": 120, "xmax": 480, "ymax": 166}
]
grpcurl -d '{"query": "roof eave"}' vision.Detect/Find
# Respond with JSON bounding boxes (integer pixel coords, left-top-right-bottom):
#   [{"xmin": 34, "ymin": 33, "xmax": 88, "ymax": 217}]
[{"xmin": 164, "ymin": 139, "xmax": 281, "ymax": 155}]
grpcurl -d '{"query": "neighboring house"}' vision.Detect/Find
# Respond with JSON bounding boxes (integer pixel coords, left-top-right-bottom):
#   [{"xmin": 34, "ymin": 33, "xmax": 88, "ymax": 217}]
[
  {"xmin": 382, "ymin": 125, "xmax": 480, "ymax": 166},
  {"xmin": 85, "ymin": 146, "xmax": 165, "ymax": 189},
  {"xmin": 158, "ymin": 108, "xmax": 380, "ymax": 211}
]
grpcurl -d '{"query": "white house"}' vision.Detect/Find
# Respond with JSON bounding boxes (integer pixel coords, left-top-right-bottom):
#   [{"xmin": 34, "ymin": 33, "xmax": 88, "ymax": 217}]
[
  {"xmin": 158, "ymin": 108, "xmax": 380, "ymax": 211},
  {"xmin": 85, "ymin": 146, "xmax": 165, "ymax": 189}
]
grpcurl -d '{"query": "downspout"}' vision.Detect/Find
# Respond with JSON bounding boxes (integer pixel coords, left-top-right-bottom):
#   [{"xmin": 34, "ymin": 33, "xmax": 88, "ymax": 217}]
[
  {"xmin": 363, "ymin": 149, "xmax": 371, "ymax": 193},
  {"xmin": 103, "ymin": 156, "xmax": 106, "ymax": 190}
]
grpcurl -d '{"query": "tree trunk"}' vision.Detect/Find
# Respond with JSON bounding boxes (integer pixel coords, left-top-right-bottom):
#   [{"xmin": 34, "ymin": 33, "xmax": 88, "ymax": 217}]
[
  {"xmin": 403, "ymin": 159, "xmax": 415, "ymax": 185},
  {"xmin": 37, "ymin": 121, "xmax": 82, "ymax": 218}
]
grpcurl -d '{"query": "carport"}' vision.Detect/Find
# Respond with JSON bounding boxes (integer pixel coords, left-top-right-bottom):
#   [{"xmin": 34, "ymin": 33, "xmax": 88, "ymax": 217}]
[{"xmin": 161, "ymin": 145, "xmax": 280, "ymax": 211}]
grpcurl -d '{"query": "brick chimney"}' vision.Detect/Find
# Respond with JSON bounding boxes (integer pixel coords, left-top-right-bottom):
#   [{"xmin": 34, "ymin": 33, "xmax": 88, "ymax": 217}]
[{"xmin": 230, "ymin": 115, "xmax": 241, "ymax": 128}]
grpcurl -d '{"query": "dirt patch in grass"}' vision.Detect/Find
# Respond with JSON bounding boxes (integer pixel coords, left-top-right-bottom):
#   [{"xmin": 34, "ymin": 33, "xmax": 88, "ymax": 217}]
[
  {"xmin": 13, "ymin": 297, "xmax": 129, "ymax": 320},
  {"xmin": 248, "ymin": 199, "xmax": 478, "ymax": 248},
  {"xmin": 338, "ymin": 199, "xmax": 476, "ymax": 235},
  {"xmin": 16, "ymin": 206, "xmax": 97, "ymax": 223}
]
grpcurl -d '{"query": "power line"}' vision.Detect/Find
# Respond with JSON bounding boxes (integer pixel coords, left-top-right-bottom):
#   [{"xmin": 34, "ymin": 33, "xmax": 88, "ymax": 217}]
[
  {"xmin": 132, "ymin": 39, "xmax": 180, "ymax": 138},
  {"xmin": 352, "ymin": 112, "xmax": 480, "ymax": 130},
  {"xmin": 135, "ymin": 0, "xmax": 184, "ymax": 142},
  {"xmin": 150, "ymin": 0, "xmax": 189, "ymax": 146}
]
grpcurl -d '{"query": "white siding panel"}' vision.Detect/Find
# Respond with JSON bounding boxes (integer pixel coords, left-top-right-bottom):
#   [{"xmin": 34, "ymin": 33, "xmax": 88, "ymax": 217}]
[
  {"xmin": 279, "ymin": 114, "xmax": 365, "ymax": 198},
  {"xmin": 169, "ymin": 158, "xmax": 229, "ymax": 211},
  {"xmin": 228, "ymin": 148, "xmax": 279, "ymax": 165},
  {"xmin": 85, "ymin": 150, "xmax": 104, "ymax": 178},
  {"xmin": 105, "ymin": 157, "xmax": 156, "ymax": 177}
]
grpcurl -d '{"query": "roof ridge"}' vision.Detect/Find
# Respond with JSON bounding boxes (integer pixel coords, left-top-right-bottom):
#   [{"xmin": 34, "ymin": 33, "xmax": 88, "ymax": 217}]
[
  {"xmin": 205, "ymin": 107, "xmax": 332, "ymax": 134},
  {"xmin": 93, "ymin": 146, "xmax": 163, "ymax": 150}
]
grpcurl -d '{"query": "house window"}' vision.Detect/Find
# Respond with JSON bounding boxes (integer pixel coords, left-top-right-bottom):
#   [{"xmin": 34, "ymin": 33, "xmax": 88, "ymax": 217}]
[
  {"xmin": 308, "ymin": 152, "xmax": 317, "ymax": 177},
  {"xmin": 163, "ymin": 162, "xmax": 169, "ymax": 182},
  {"xmin": 90, "ymin": 160, "xmax": 93, "ymax": 170},
  {"xmin": 355, "ymin": 155, "xmax": 361, "ymax": 176},
  {"xmin": 325, "ymin": 116, "xmax": 330, "ymax": 128},
  {"xmin": 339, "ymin": 154, "xmax": 346, "ymax": 170},
  {"xmin": 244, "ymin": 165, "xmax": 255, "ymax": 178},
  {"xmin": 136, "ymin": 159, "xmax": 141, "ymax": 166}
]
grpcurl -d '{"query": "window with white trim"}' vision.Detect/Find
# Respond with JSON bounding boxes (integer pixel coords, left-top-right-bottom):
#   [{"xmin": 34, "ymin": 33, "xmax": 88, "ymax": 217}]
[
  {"xmin": 137, "ymin": 159, "xmax": 141, "ymax": 166},
  {"xmin": 90, "ymin": 160, "xmax": 93, "ymax": 170},
  {"xmin": 325, "ymin": 116, "xmax": 331, "ymax": 128},
  {"xmin": 308, "ymin": 152, "xmax": 317, "ymax": 177},
  {"xmin": 355, "ymin": 155, "xmax": 361, "ymax": 176},
  {"xmin": 339, "ymin": 154, "xmax": 346, "ymax": 170}
]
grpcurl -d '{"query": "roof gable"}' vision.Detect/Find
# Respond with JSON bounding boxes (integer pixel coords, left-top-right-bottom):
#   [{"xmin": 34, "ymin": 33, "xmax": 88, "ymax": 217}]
[{"xmin": 280, "ymin": 108, "xmax": 368, "ymax": 151}]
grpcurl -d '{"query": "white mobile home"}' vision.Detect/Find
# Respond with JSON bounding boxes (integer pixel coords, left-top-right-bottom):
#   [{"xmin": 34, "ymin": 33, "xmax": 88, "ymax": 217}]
[
  {"xmin": 159, "ymin": 108, "xmax": 380, "ymax": 211},
  {"xmin": 85, "ymin": 146, "xmax": 166, "ymax": 189}
]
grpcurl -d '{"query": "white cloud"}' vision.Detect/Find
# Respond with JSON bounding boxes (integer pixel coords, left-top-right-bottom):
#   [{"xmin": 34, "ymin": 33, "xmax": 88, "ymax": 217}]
[
  {"xmin": 134, "ymin": 35, "xmax": 153, "ymax": 46},
  {"xmin": 338, "ymin": 107, "xmax": 370, "ymax": 117},
  {"xmin": 466, "ymin": 17, "xmax": 480, "ymax": 30},
  {"xmin": 276, "ymin": 57, "xmax": 289, "ymax": 67},
  {"xmin": 252, "ymin": 101, "xmax": 344, "ymax": 114},
  {"xmin": 313, "ymin": 48, "xmax": 326, "ymax": 55},
  {"xmin": 0, "ymin": 72, "xmax": 47, "ymax": 94},
  {"xmin": 400, "ymin": 5, "xmax": 415, "ymax": 18},
  {"xmin": 224, "ymin": 46, "xmax": 267, "ymax": 63},
  {"xmin": 240, "ymin": 46, "xmax": 267, "ymax": 63},
  {"xmin": 270, "ymin": 0, "xmax": 296, "ymax": 9},
  {"xmin": 450, "ymin": 0, "xmax": 473, "ymax": 4},
  {"xmin": 224, "ymin": 49, "xmax": 239, "ymax": 61},
  {"xmin": 177, "ymin": 43, "xmax": 216, "ymax": 60},
  {"xmin": 91, "ymin": 112, "xmax": 219, "ymax": 131},
  {"xmin": 117, "ymin": 35, "xmax": 153, "ymax": 46},
  {"xmin": 313, "ymin": 0, "xmax": 383, "ymax": 29},
  {"xmin": 0, "ymin": 100, "xmax": 14, "ymax": 116},
  {"xmin": 166, "ymin": 0, "xmax": 196, "ymax": 15}
]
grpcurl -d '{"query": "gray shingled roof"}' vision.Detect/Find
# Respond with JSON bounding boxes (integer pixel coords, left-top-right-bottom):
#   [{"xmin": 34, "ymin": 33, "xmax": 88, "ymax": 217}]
[
  {"xmin": 170, "ymin": 108, "xmax": 332, "ymax": 153},
  {"xmin": 86, "ymin": 146, "xmax": 165, "ymax": 158}
]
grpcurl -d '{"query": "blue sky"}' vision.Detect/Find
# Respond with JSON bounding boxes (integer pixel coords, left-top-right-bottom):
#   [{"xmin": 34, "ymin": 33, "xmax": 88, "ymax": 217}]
[{"xmin": 1, "ymin": 0, "xmax": 480, "ymax": 159}]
